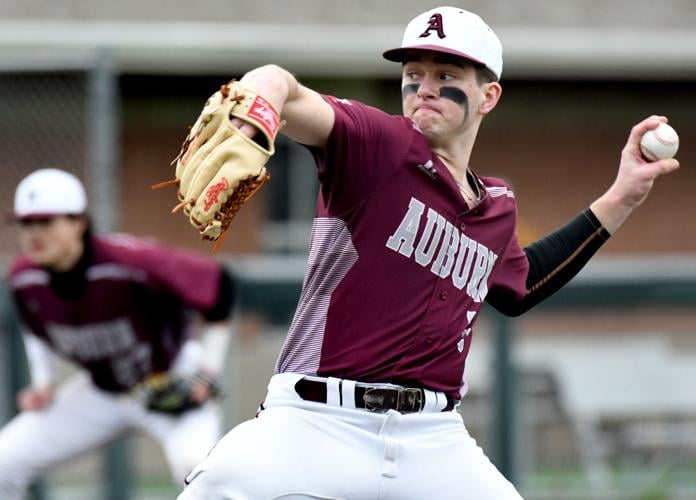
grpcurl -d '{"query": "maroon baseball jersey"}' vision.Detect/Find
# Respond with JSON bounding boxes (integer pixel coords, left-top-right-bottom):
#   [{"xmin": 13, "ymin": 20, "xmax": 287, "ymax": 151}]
[
  {"xmin": 9, "ymin": 234, "xmax": 222, "ymax": 392},
  {"xmin": 275, "ymin": 97, "xmax": 529, "ymax": 401}
]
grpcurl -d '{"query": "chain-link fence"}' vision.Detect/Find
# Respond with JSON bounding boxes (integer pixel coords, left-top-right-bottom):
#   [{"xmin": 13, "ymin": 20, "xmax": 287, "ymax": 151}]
[
  {"xmin": 0, "ymin": 71, "xmax": 89, "ymax": 268},
  {"xmin": 0, "ymin": 62, "xmax": 126, "ymax": 500}
]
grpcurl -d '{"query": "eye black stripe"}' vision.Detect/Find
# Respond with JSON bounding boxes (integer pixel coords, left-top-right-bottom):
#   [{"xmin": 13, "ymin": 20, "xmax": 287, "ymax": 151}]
[
  {"xmin": 439, "ymin": 87, "xmax": 468, "ymax": 106},
  {"xmin": 402, "ymin": 83, "xmax": 419, "ymax": 99}
]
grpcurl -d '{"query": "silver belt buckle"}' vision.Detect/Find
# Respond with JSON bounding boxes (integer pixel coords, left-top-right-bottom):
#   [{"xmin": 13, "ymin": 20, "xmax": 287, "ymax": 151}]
[
  {"xmin": 363, "ymin": 387, "xmax": 393, "ymax": 413},
  {"xmin": 362, "ymin": 386, "xmax": 424, "ymax": 413},
  {"xmin": 397, "ymin": 388, "xmax": 424, "ymax": 413}
]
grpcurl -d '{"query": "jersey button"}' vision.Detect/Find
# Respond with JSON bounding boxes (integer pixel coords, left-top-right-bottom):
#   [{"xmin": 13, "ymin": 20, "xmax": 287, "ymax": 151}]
[
  {"xmin": 440, "ymin": 291, "xmax": 448, "ymax": 300},
  {"xmin": 426, "ymin": 336, "xmax": 434, "ymax": 344},
  {"xmin": 459, "ymin": 222, "xmax": 466, "ymax": 231}
]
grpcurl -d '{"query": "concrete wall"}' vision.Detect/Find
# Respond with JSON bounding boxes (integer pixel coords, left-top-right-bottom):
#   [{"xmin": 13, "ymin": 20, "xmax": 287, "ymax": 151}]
[
  {"xmin": 1, "ymin": 0, "xmax": 693, "ymax": 28},
  {"xmin": 2, "ymin": 1, "xmax": 695, "ymax": 78}
]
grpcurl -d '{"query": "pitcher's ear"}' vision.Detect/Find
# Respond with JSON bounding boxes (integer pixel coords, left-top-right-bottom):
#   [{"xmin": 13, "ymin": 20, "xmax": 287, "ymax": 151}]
[{"xmin": 479, "ymin": 82, "xmax": 502, "ymax": 116}]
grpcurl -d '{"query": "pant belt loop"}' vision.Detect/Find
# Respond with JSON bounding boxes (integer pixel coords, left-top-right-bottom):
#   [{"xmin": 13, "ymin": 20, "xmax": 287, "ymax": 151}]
[
  {"xmin": 421, "ymin": 389, "xmax": 436, "ymax": 412},
  {"xmin": 326, "ymin": 377, "xmax": 341, "ymax": 407},
  {"xmin": 341, "ymin": 379, "xmax": 357, "ymax": 409},
  {"xmin": 422, "ymin": 389, "xmax": 447, "ymax": 412},
  {"xmin": 435, "ymin": 391, "xmax": 447, "ymax": 412}
]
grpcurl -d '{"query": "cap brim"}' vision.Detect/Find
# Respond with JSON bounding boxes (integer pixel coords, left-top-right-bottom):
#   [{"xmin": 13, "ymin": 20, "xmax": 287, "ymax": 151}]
[
  {"xmin": 383, "ymin": 45, "xmax": 487, "ymax": 66},
  {"xmin": 5, "ymin": 213, "xmax": 55, "ymax": 225},
  {"xmin": 13, "ymin": 211, "xmax": 83, "ymax": 221}
]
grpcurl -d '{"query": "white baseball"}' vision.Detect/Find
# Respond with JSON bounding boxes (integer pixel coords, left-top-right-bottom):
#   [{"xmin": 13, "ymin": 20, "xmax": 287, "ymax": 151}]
[{"xmin": 639, "ymin": 122, "xmax": 679, "ymax": 161}]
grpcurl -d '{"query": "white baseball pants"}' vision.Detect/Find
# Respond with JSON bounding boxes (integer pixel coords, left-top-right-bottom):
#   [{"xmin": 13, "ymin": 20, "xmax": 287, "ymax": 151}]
[
  {"xmin": 178, "ymin": 373, "xmax": 523, "ymax": 500},
  {"xmin": 0, "ymin": 373, "xmax": 221, "ymax": 500}
]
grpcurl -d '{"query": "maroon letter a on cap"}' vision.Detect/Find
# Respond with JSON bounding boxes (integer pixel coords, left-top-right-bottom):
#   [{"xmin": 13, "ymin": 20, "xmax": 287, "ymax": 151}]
[{"xmin": 419, "ymin": 14, "xmax": 446, "ymax": 39}]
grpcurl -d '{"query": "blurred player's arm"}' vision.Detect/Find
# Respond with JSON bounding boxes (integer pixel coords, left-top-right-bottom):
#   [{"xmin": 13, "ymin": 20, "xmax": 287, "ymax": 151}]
[
  {"xmin": 18, "ymin": 330, "xmax": 57, "ymax": 411},
  {"xmin": 190, "ymin": 266, "xmax": 236, "ymax": 403},
  {"xmin": 235, "ymin": 65, "xmax": 335, "ymax": 148}
]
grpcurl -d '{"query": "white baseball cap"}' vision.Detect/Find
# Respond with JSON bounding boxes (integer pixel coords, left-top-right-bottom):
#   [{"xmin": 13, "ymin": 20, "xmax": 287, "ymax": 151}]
[
  {"xmin": 14, "ymin": 168, "xmax": 87, "ymax": 219},
  {"xmin": 383, "ymin": 6, "xmax": 503, "ymax": 81}
]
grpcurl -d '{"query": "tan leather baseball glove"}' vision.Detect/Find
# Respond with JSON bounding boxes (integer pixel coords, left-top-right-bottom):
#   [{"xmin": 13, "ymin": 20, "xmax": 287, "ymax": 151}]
[{"xmin": 153, "ymin": 81, "xmax": 280, "ymax": 251}]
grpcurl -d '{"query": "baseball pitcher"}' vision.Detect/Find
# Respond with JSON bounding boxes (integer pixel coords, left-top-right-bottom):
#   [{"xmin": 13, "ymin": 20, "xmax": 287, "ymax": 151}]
[{"xmin": 163, "ymin": 6, "xmax": 679, "ymax": 500}]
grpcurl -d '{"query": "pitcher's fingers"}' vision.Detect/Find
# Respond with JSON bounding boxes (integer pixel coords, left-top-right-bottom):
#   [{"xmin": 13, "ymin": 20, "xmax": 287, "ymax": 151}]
[
  {"xmin": 230, "ymin": 118, "xmax": 258, "ymax": 139},
  {"xmin": 638, "ymin": 158, "xmax": 680, "ymax": 181},
  {"xmin": 625, "ymin": 115, "xmax": 667, "ymax": 152},
  {"xmin": 650, "ymin": 158, "xmax": 680, "ymax": 176}
]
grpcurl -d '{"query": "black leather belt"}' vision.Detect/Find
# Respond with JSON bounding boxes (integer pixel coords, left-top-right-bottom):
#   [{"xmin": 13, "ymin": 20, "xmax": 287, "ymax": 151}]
[{"xmin": 295, "ymin": 378, "xmax": 427, "ymax": 414}]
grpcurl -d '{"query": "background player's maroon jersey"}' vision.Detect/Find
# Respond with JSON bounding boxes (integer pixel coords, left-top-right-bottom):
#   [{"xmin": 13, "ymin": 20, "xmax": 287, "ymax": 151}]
[
  {"xmin": 275, "ymin": 97, "xmax": 530, "ymax": 402},
  {"xmin": 9, "ymin": 234, "xmax": 222, "ymax": 392}
]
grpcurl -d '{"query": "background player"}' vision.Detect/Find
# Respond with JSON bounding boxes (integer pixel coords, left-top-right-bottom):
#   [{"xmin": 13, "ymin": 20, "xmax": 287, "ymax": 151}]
[
  {"xmin": 0, "ymin": 168, "xmax": 235, "ymax": 498},
  {"xmin": 176, "ymin": 6, "xmax": 679, "ymax": 500}
]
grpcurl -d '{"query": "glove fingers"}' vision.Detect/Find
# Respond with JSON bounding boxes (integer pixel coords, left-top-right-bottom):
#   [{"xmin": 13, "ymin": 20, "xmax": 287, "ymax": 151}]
[
  {"xmin": 175, "ymin": 103, "xmax": 225, "ymax": 179},
  {"xmin": 174, "ymin": 130, "xmax": 203, "ymax": 183},
  {"xmin": 179, "ymin": 124, "xmax": 234, "ymax": 202},
  {"xmin": 189, "ymin": 134, "xmax": 271, "ymax": 239},
  {"xmin": 176, "ymin": 83, "xmax": 242, "ymax": 195}
]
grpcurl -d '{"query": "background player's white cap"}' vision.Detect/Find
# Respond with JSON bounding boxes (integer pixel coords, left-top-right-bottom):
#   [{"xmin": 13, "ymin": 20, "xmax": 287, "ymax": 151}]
[
  {"xmin": 383, "ymin": 6, "xmax": 503, "ymax": 81},
  {"xmin": 14, "ymin": 168, "xmax": 87, "ymax": 219}
]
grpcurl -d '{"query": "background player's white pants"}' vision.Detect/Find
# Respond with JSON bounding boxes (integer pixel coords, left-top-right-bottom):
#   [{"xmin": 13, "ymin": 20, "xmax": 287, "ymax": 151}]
[
  {"xmin": 178, "ymin": 373, "xmax": 523, "ymax": 500},
  {"xmin": 0, "ymin": 373, "xmax": 221, "ymax": 500}
]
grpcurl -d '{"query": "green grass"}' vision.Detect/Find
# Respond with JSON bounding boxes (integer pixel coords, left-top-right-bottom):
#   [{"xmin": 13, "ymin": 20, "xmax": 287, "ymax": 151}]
[{"xmin": 522, "ymin": 459, "xmax": 696, "ymax": 500}]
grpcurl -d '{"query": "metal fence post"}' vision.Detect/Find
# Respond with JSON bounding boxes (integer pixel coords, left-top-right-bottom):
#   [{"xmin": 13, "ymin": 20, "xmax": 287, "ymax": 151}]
[
  {"xmin": 87, "ymin": 47, "xmax": 121, "ymax": 235},
  {"xmin": 492, "ymin": 312, "xmax": 517, "ymax": 485},
  {"xmin": 87, "ymin": 47, "xmax": 130, "ymax": 500}
]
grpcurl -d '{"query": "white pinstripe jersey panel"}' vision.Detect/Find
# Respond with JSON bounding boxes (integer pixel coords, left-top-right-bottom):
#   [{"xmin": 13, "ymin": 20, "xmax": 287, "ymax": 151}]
[{"xmin": 275, "ymin": 217, "xmax": 358, "ymax": 375}]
